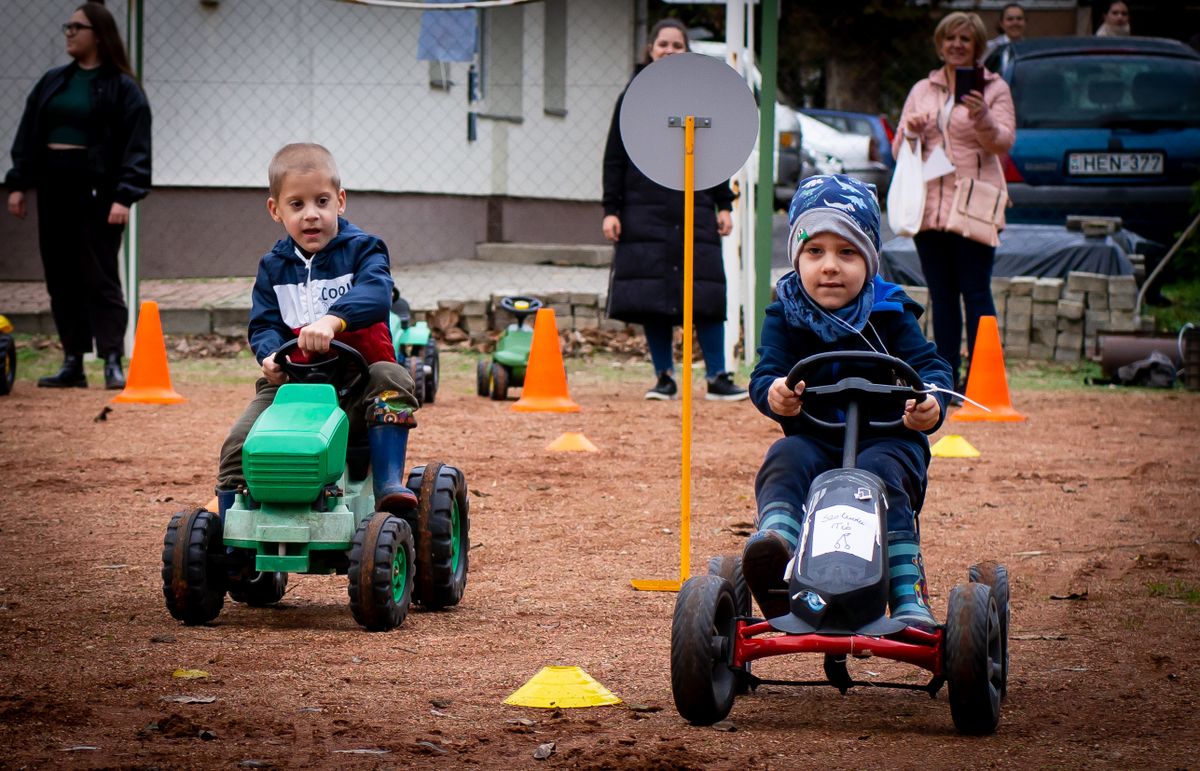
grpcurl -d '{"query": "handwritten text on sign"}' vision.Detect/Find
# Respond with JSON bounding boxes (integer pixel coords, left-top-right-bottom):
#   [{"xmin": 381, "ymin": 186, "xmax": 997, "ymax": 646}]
[{"xmin": 810, "ymin": 504, "xmax": 879, "ymax": 562}]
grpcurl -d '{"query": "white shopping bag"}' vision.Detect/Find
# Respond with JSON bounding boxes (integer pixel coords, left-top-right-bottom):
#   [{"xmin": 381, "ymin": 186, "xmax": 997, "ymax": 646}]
[{"xmin": 886, "ymin": 135, "xmax": 926, "ymax": 237}]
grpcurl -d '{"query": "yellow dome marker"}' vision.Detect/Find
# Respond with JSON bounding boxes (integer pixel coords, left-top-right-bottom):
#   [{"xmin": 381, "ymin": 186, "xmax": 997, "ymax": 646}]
[
  {"xmin": 931, "ymin": 434, "xmax": 981, "ymax": 458},
  {"xmin": 546, "ymin": 432, "xmax": 599, "ymax": 452},
  {"xmin": 503, "ymin": 666, "xmax": 622, "ymax": 708}
]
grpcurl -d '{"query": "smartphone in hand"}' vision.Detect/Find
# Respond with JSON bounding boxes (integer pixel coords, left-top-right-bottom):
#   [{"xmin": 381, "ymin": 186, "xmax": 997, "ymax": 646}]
[{"xmin": 954, "ymin": 66, "xmax": 981, "ymax": 102}]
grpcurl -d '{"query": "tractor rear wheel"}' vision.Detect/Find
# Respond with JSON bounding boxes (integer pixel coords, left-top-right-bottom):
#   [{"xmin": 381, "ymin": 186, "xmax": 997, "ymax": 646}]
[
  {"xmin": 406, "ymin": 463, "xmax": 470, "ymax": 609},
  {"xmin": 162, "ymin": 508, "xmax": 226, "ymax": 625},
  {"xmin": 348, "ymin": 512, "xmax": 414, "ymax": 631},
  {"xmin": 423, "ymin": 342, "xmax": 440, "ymax": 403},
  {"xmin": 476, "ymin": 359, "xmax": 490, "ymax": 397},
  {"xmin": 489, "ymin": 362, "xmax": 509, "ymax": 400}
]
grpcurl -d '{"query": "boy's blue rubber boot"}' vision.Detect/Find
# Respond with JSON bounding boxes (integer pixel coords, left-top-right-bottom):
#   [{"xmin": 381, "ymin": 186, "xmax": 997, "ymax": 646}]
[
  {"xmin": 215, "ymin": 488, "xmax": 237, "ymax": 521},
  {"xmin": 888, "ymin": 531, "xmax": 938, "ymax": 631},
  {"xmin": 742, "ymin": 529, "xmax": 793, "ymax": 619},
  {"xmin": 368, "ymin": 424, "xmax": 418, "ymax": 513}
]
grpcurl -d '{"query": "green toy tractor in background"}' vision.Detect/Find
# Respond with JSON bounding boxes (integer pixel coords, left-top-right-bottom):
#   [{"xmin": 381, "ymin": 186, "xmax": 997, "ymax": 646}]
[
  {"xmin": 161, "ymin": 340, "xmax": 469, "ymax": 632},
  {"xmin": 476, "ymin": 295, "xmax": 542, "ymax": 401},
  {"xmin": 390, "ymin": 289, "xmax": 439, "ymax": 404}
]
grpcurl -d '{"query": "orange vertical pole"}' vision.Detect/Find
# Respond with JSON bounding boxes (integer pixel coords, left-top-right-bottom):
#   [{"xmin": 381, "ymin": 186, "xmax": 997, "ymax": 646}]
[{"xmin": 679, "ymin": 114, "xmax": 695, "ymax": 585}]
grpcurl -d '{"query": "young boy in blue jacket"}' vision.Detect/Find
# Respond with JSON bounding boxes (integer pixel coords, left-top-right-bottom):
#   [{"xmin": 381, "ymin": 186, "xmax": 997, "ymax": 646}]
[
  {"xmin": 215, "ymin": 143, "xmax": 420, "ymax": 516},
  {"xmin": 744, "ymin": 174, "xmax": 954, "ymax": 630}
]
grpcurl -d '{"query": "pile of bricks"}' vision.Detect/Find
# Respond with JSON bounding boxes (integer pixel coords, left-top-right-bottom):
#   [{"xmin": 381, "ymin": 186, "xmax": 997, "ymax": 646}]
[{"xmin": 902, "ymin": 271, "xmax": 1149, "ymax": 362}]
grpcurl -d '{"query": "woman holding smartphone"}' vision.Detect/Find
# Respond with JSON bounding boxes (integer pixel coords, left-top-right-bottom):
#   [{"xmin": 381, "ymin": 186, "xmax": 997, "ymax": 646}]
[{"xmin": 892, "ymin": 11, "xmax": 1015, "ymax": 398}]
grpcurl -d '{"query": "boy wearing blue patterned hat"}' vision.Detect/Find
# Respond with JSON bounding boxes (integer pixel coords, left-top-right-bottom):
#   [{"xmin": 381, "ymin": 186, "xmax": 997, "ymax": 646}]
[{"xmin": 743, "ymin": 174, "xmax": 954, "ymax": 630}]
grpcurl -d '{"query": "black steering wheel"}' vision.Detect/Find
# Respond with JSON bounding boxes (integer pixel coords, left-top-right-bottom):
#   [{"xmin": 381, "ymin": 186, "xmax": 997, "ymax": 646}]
[
  {"xmin": 273, "ymin": 338, "xmax": 370, "ymax": 402},
  {"xmin": 784, "ymin": 350, "xmax": 927, "ymax": 431},
  {"xmin": 500, "ymin": 296, "xmax": 543, "ymax": 327}
]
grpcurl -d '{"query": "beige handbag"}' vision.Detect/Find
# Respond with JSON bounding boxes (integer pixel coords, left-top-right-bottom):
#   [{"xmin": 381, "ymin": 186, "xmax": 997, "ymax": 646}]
[{"xmin": 946, "ymin": 177, "xmax": 1007, "ymax": 247}]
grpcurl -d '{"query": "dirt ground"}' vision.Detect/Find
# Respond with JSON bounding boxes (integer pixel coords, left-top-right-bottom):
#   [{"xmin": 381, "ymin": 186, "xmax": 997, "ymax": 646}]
[{"xmin": 1, "ymin": 351, "xmax": 1198, "ymax": 770}]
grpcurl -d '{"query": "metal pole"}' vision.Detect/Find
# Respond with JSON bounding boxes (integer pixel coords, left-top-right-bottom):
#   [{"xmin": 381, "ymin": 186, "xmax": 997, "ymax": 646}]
[
  {"xmin": 679, "ymin": 115, "xmax": 695, "ymax": 586},
  {"xmin": 122, "ymin": 0, "xmax": 144, "ymax": 356},
  {"xmin": 753, "ymin": 0, "xmax": 779, "ymax": 351}
]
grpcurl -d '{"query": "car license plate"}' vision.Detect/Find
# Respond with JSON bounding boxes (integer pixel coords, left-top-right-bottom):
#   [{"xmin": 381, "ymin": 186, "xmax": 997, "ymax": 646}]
[{"xmin": 1068, "ymin": 152, "xmax": 1163, "ymax": 176}]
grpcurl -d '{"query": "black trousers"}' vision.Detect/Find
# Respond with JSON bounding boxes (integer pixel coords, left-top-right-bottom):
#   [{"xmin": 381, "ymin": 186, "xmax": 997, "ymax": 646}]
[
  {"xmin": 913, "ymin": 229, "xmax": 996, "ymax": 380},
  {"xmin": 35, "ymin": 149, "xmax": 128, "ymax": 358}
]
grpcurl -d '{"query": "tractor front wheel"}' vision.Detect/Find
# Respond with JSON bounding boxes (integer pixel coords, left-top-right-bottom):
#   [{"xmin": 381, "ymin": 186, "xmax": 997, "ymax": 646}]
[
  {"xmin": 348, "ymin": 512, "xmax": 415, "ymax": 631},
  {"xmin": 161, "ymin": 508, "xmax": 226, "ymax": 625}
]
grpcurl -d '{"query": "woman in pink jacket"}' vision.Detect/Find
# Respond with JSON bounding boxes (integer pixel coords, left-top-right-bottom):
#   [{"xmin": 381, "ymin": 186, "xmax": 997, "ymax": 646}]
[{"xmin": 893, "ymin": 11, "xmax": 1015, "ymax": 395}]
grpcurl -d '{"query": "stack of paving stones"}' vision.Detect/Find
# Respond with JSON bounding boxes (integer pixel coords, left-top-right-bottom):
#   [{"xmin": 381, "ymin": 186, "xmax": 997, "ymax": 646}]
[{"xmin": 898, "ymin": 270, "xmax": 1147, "ymax": 363}]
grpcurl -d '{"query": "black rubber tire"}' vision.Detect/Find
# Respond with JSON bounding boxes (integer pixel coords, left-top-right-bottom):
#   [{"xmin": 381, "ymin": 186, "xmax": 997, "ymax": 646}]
[
  {"xmin": 0, "ymin": 335, "xmax": 14, "ymax": 396},
  {"xmin": 161, "ymin": 508, "xmax": 226, "ymax": 625},
  {"xmin": 476, "ymin": 359, "xmax": 490, "ymax": 397},
  {"xmin": 406, "ymin": 355, "xmax": 425, "ymax": 406},
  {"xmin": 229, "ymin": 569, "xmax": 288, "ymax": 606},
  {"xmin": 347, "ymin": 513, "xmax": 415, "ymax": 631},
  {"xmin": 706, "ymin": 554, "xmax": 752, "ymax": 617},
  {"xmin": 405, "ymin": 463, "xmax": 470, "ymax": 609},
  {"xmin": 423, "ymin": 343, "xmax": 439, "ymax": 404},
  {"xmin": 671, "ymin": 575, "xmax": 738, "ymax": 726},
  {"xmin": 489, "ymin": 362, "xmax": 509, "ymax": 401},
  {"xmin": 824, "ymin": 654, "xmax": 852, "ymax": 694},
  {"xmin": 969, "ymin": 561, "xmax": 1010, "ymax": 697},
  {"xmin": 944, "ymin": 582, "xmax": 1003, "ymax": 735}
]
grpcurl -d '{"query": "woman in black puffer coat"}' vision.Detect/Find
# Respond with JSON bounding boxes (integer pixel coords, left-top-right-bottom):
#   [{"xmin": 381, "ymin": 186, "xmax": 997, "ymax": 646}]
[{"xmin": 601, "ymin": 19, "xmax": 747, "ymax": 402}]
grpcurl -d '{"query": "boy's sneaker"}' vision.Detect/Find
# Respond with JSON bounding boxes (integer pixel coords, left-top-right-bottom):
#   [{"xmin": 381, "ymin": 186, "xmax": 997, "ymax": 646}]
[
  {"xmin": 706, "ymin": 372, "xmax": 749, "ymax": 401},
  {"xmin": 644, "ymin": 372, "xmax": 677, "ymax": 400},
  {"xmin": 742, "ymin": 530, "xmax": 792, "ymax": 619}
]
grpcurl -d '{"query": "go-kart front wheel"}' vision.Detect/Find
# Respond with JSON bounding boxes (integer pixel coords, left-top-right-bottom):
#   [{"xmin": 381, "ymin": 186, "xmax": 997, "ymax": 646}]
[
  {"xmin": 944, "ymin": 582, "xmax": 1004, "ymax": 734},
  {"xmin": 161, "ymin": 508, "xmax": 226, "ymax": 625},
  {"xmin": 969, "ymin": 561, "xmax": 1010, "ymax": 697},
  {"xmin": 671, "ymin": 575, "xmax": 739, "ymax": 725},
  {"xmin": 406, "ymin": 463, "xmax": 470, "ymax": 609},
  {"xmin": 347, "ymin": 512, "xmax": 415, "ymax": 631}
]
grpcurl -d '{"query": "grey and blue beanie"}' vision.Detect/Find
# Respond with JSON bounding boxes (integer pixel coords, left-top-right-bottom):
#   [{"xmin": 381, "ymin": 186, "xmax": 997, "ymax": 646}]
[{"xmin": 787, "ymin": 174, "xmax": 881, "ymax": 279}]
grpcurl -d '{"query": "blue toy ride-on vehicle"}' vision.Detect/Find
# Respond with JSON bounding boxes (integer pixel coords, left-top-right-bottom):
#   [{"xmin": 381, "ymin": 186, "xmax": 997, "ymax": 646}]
[
  {"xmin": 161, "ymin": 339, "xmax": 469, "ymax": 631},
  {"xmin": 672, "ymin": 350, "xmax": 1009, "ymax": 734},
  {"xmin": 390, "ymin": 289, "xmax": 439, "ymax": 404},
  {"xmin": 476, "ymin": 295, "xmax": 542, "ymax": 401}
]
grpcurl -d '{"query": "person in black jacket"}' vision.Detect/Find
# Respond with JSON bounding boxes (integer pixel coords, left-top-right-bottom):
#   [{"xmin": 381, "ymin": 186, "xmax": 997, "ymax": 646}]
[
  {"xmin": 601, "ymin": 18, "xmax": 748, "ymax": 402},
  {"xmin": 6, "ymin": 2, "xmax": 151, "ymax": 389}
]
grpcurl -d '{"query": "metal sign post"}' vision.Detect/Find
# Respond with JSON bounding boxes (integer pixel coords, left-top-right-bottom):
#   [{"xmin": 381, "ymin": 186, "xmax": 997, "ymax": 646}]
[{"xmin": 618, "ymin": 53, "xmax": 757, "ymax": 592}]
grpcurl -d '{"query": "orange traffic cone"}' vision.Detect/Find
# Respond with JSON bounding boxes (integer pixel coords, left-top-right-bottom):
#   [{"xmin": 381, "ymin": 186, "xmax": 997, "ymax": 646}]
[
  {"xmin": 951, "ymin": 315, "xmax": 1024, "ymax": 422},
  {"xmin": 511, "ymin": 308, "xmax": 579, "ymax": 412},
  {"xmin": 111, "ymin": 301, "xmax": 186, "ymax": 404}
]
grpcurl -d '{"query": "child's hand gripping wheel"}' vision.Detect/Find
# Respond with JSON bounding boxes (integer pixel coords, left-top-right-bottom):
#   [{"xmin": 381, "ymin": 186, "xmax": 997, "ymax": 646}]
[
  {"xmin": 785, "ymin": 350, "xmax": 926, "ymax": 432},
  {"xmin": 274, "ymin": 339, "xmax": 371, "ymax": 402},
  {"xmin": 500, "ymin": 295, "xmax": 543, "ymax": 329}
]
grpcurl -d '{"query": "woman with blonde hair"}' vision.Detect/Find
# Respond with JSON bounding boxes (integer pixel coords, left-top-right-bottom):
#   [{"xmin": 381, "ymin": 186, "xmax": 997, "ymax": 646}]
[{"xmin": 891, "ymin": 11, "xmax": 1015, "ymax": 397}]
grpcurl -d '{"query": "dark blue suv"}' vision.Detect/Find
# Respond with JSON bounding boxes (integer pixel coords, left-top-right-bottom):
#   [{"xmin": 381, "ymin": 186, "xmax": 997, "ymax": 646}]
[{"xmin": 987, "ymin": 37, "xmax": 1200, "ymax": 244}]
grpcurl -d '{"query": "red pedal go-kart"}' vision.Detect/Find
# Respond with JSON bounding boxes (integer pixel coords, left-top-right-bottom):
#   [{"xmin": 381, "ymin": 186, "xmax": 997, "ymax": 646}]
[{"xmin": 671, "ymin": 351, "xmax": 1010, "ymax": 734}]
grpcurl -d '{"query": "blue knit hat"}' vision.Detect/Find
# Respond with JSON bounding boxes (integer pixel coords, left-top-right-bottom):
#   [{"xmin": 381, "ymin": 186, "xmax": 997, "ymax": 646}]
[{"xmin": 787, "ymin": 174, "xmax": 881, "ymax": 279}]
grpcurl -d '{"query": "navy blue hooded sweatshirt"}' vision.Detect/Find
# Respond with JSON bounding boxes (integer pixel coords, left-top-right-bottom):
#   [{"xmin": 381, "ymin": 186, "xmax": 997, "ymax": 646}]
[
  {"xmin": 750, "ymin": 274, "xmax": 953, "ymax": 466},
  {"xmin": 248, "ymin": 217, "xmax": 396, "ymax": 365}
]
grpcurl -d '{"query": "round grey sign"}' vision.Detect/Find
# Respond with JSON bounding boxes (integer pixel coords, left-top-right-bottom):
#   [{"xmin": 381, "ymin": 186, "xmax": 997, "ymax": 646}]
[{"xmin": 619, "ymin": 52, "xmax": 759, "ymax": 192}]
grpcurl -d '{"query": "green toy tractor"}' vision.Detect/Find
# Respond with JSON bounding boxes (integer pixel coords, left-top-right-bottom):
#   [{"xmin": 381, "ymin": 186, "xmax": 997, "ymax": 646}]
[
  {"xmin": 161, "ymin": 340, "xmax": 469, "ymax": 631},
  {"xmin": 390, "ymin": 289, "xmax": 439, "ymax": 404},
  {"xmin": 476, "ymin": 295, "xmax": 542, "ymax": 401}
]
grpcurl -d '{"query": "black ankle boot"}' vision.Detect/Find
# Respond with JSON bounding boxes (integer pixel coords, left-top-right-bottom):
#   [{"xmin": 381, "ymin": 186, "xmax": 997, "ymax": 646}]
[
  {"xmin": 103, "ymin": 352, "xmax": 126, "ymax": 390},
  {"xmin": 38, "ymin": 354, "xmax": 87, "ymax": 388}
]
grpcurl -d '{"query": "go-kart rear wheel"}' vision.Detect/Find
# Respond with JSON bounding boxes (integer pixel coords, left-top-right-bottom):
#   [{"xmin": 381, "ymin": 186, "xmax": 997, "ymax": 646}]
[
  {"xmin": 229, "ymin": 568, "xmax": 288, "ymax": 606},
  {"xmin": 706, "ymin": 554, "xmax": 751, "ymax": 617},
  {"xmin": 406, "ymin": 463, "xmax": 470, "ymax": 609},
  {"xmin": 423, "ymin": 343, "xmax": 439, "ymax": 403},
  {"xmin": 671, "ymin": 575, "xmax": 738, "ymax": 726},
  {"xmin": 406, "ymin": 355, "xmax": 425, "ymax": 406},
  {"xmin": 969, "ymin": 561, "xmax": 1010, "ymax": 697},
  {"xmin": 347, "ymin": 512, "xmax": 415, "ymax": 631},
  {"xmin": 0, "ymin": 335, "xmax": 15, "ymax": 395},
  {"xmin": 161, "ymin": 508, "xmax": 226, "ymax": 625},
  {"xmin": 476, "ymin": 359, "xmax": 490, "ymax": 397},
  {"xmin": 944, "ymin": 582, "xmax": 1003, "ymax": 735},
  {"xmin": 489, "ymin": 362, "xmax": 509, "ymax": 401}
]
